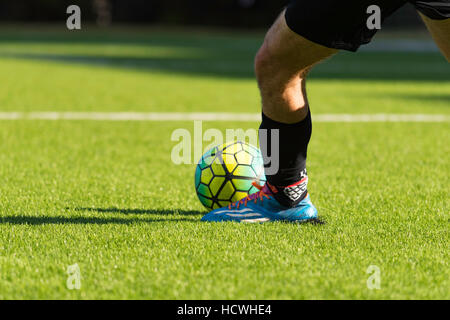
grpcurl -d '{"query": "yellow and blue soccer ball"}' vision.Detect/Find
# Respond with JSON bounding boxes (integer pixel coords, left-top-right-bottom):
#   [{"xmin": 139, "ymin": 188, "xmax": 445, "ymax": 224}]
[{"xmin": 195, "ymin": 141, "xmax": 266, "ymax": 210}]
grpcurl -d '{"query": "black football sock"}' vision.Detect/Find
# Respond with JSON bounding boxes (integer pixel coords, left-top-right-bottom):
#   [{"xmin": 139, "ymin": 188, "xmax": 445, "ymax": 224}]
[{"xmin": 259, "ymin": 110, "xmax": 312, "ymax": 207}]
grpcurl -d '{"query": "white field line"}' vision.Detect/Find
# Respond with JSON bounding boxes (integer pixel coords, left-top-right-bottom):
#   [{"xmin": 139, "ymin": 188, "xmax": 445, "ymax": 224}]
[{"xmin": 0, "ymin": 112, "xmax": 448, "ymax": 122}]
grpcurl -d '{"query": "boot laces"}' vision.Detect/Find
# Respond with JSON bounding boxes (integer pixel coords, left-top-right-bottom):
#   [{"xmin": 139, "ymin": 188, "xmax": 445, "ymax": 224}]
[{"xmin": 228, "ymin": 182, "xmax": 271, "ymax": 210}]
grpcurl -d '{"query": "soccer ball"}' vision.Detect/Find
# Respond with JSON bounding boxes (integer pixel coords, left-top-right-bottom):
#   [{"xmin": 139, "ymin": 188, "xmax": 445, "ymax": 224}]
[{"xmin": 195, "ymin": 141, "xmax": 266, "ymax": 210}]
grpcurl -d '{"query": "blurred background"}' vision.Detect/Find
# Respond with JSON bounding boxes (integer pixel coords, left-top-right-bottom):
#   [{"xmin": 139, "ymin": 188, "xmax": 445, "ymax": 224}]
[
  {"xmin": 0, "ymin": 0, "xmax": 446, "ymax": 116},
  {"xmin": 0, "ymin": 0, "xmax": 429, "ymax": 29}
]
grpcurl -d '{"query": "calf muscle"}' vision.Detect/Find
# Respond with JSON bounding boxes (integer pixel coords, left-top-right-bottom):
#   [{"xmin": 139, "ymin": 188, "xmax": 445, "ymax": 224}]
[{"xmin": 255, "ymin": 10, "xmax": 337, "ymax": 123}]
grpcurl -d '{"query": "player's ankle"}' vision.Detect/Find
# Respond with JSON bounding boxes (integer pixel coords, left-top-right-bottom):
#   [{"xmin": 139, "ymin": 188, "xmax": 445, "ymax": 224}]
[{"xmin": 266, "ymin": 177, "xmax": 308, "ymax": 208}]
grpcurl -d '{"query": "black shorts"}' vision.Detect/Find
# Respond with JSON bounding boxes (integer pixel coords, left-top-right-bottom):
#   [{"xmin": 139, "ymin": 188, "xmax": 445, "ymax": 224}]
[{"xmin": 285, "ymin": 0, "xmax": 450, "ymax": 51}]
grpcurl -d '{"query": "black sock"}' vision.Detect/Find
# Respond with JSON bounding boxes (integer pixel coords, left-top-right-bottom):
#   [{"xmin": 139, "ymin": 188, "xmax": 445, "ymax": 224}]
[{"xmin": 259, "ymin": 110, "xmax": 312, "ymax": 207}]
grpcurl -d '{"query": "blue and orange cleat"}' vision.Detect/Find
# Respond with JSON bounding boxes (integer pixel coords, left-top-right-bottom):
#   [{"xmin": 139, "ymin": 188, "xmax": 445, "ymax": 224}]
[{"xmin": 201, "ymin": 182, "xmax": 318, "ymax": 223}]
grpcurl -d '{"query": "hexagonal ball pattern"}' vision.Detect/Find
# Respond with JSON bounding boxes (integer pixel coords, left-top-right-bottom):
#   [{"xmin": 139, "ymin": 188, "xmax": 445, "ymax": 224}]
[{"xmin": 195, "ymin": 141, "xmax": 266, "ymax": 210}]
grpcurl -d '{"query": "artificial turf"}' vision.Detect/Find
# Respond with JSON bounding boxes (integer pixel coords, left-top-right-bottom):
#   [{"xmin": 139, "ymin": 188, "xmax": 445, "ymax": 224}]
[{"xmin": 0, "ymin": 27, "xmax": 448, "ymax": 299}]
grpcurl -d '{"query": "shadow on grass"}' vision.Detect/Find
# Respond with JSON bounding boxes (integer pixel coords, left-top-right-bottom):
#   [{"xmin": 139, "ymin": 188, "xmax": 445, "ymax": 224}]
[
  {"xmin": 2, "ymin": 51, "xmax": 449, "ymax": 82},
  {"xmin": 378, "ymin": 93, "xmax": 450, "ymax": 103},
  {"xmin": 0, "ymin": 31, "xmax": 448, "ymax": 81},
  {"xmin": 0, "ymin": 214, "xmax": 326, "ymax": 226},
  {"xmin": 72, "ymin": 207, "xmax": 326, "ymax": 225},
  {"xmin": 0, "ymin": 208, "xmax": 325, "ymax": 225},
  {"xmin": 0, "ymin": 215, "xmax": 200, "ymax": 225},
  {"xmin": 73, "ymin": 207, "xmax": 203, "ymax": 215},
  {"xmin": 0, "ymin": 52, "xmax": 254, "ymax": 79},
  {"xmin": 0, "ymin": 206, "xmax": 204, "ymax": 225}
]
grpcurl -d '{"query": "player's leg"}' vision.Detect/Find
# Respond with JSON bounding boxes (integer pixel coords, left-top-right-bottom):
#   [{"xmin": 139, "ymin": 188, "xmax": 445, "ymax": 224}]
[
  {"xmin": 202, "ymin": 7, "xmax": 342, "ymax": 223},
  {"xmin": 254, "ymin": 0, "xmax": 408, "ymax": 209},
  {"xmin": 255, "ymin": 10, "xmax": 337, "ymax": 207},
  {"xmin": 255, "ymin": 10, "xmax": 337, "ymax": 124},
  {"xmin": 202, "ymin": 10, "xmax": 336, "ymax": 223},
  {"xmin": 419, "ymin": 13, "xmax": 450, "ymax": 61},
  {"xmin": 202, "ymin": 0, "xmax": 408, "ymax": 222}
]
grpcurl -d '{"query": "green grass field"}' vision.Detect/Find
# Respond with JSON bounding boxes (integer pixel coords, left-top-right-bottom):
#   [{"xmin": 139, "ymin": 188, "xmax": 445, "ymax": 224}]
[{"xmin": 0, "ymin": 26, "xmax": 448, "ymax": 299}]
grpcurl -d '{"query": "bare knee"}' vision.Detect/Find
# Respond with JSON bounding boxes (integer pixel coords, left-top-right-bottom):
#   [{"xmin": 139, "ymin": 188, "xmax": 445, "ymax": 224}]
[{"xmin": 254, "ymin": 40, "xmax": 311, "ymax": 90}]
